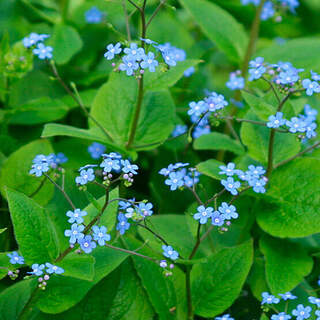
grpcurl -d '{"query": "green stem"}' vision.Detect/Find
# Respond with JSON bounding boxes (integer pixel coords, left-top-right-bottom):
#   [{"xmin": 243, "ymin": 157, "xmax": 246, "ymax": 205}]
[{"xmin": 185, "ymin": 266, "xmax": 193, "ymax": 320}]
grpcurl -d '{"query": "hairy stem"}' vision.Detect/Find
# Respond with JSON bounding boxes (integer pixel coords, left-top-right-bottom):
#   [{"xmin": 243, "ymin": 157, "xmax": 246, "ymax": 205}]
[
  {"xmin": 122, "ymin": 0, "xmax": 132, "ymax": 41},
  {"xmin": 137, "ymin": 223, "xmax": 169, "ymax": 245},
  {"xmin": 146, "ymin": 0, "xmax": 168, "ymax": 30}
]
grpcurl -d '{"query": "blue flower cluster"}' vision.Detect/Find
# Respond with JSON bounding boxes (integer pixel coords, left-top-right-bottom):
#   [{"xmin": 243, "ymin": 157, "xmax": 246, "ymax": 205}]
[
  {"xmin": 22, "ymin": 33, "xmax": 53, "ymax": 60},
  {"xmin": 260, "ymin": 291, "xmax": 320, "ymax": 320},
  {"xmin": 116, "ymin": 199, "xmax": 154, "ymax": 235},
  {"xmin": 241, "ymin": 0, "xmax": 299, "ymax": 21},
  {"xmin": 29, "ymin": 153, "xmax": 68, "ymax": 177},
  {"xmin": 219, "ymin": 163, "xmax": 267, "ymax": 195},
  {"xmin": 248, "ymin": 57, "xmax": 320, "ymax": 97},
  {"xmin": 64, "ymin": 208, "xmax": 110, "ymax": 253},
  {"xmin": 159, "ymin": 162, "xmax": 201, "ymax": 190},
  {"xmin": 104, "ymin": 40, "xmax": 187, "ymax": 76},
  {"xmin": 193, "ymin": 202, "xmax": 238, "ymax": 228},
  {"xmin": 85, "ymin": 6, "xmax": 104, "ymax": 24},
  {"xmin": 226, "ymin": 71, "xmax": 245, "ymax": 90},
  {"xmin": 187, "ymin": 91, "xmax": 229, "ymax": 138},
  {"xmin": 75, "ymin": 152, "xmax": 139, "ymax": 187},
  {"xmin": 267, "ymin": 105, "xmax": 318, "ymax": 139}
]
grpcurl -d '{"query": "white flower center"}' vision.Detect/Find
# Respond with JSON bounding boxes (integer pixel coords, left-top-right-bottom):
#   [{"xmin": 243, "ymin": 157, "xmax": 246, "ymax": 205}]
[
  {"xmin": 84, "ymin": 242, "xmax": 89, "ymax": 247},
  {"xmin": 98, "ymin": 232, "xmax": 103, "ymax": 237}
]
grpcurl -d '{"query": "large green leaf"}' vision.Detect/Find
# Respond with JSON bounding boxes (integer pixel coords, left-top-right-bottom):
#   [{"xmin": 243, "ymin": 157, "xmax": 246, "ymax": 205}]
[
  {"xmin": 126, "ymin": 237, "xmax": 176, "ymax": 320},
  {"xmin": 49, "ymin": 24, "xmax": 83, "ymax": 65},
  {"xmin": 240, "ymin": 111, "xmax": 300, "ymax": 165},
  {"xmin": 194, "ymin": 132, "xmax": 245, "ymax": 155},
  {"xmin": 7, "ymin": 188, "xmax": 59, "ymax": 263},
  {"xmin": 196, "ymin": 159, "xmax": 225, "ymax": 181},
  {"xmin": 179, "ymin": 0, "xmax": 248, "ymax": 62},
  {"xmin": 191, "ymin": 240, "xmax": 253, "ymax": 317},
  {"xmin": 0, "ymin": 279, "xmax": 37, "ymax": 320},
  {"xmin": 257, "ymin": 38, "xmax": 320, "ymax": 71},
  {"xmin": 260, "ymin": 235, "xmax": 313, "ymax": 294},
  {"xmin": 90, "ymin": 72, "xmax": 175, "ymax": 150},
  {"xmin": 257, "ymin": 158, "xmax": 320, "ymax": 237},
  {"xmin": 0, "ymin": 139, "xmax": 54, "ymax": 205},
  {"xmin": 144, "ymin": 60, "xmax": 201, "ymax": 91}
]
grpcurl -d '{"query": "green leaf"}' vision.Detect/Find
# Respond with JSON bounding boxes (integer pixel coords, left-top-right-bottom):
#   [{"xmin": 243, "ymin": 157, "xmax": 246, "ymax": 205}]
[
  {"xmin": 260, "ymin": 235, "xmax": 313, "ymax": 294},
  {"xmin": 191, "ymin": 240, "xmax": 253, "ymax": 317},
  {"xmin": 179, "ymin": 0, "xmax": 248, "ymax": 62},
  {"xmin": 240, "ymin": 111, "xmax": 300, "ymax": 165},
  {"xmin": 0, "ymin": 139, "xmax": 54, "ymax": 205},
  {"xmin": 6, "ymin": 188, "xmax": 59, "ymax": 263},
  {"xmin": 257, "ymin": 158, "xmax": 320, "ymax": 237},
  {"xmin": 0, "ymin": 252, "xmax": 12, "ymax": 280},
  {"xmin": 83, "ymin": 187, "xmax": 119, "ymax": 232},
  {"xmin": 90, "ymin": 70, "xmax": 175, "ymax": 150},
  {"xmin": 49, "ymin": 24, "xmax": 83, "ymax": 65},
  {"xmin": 8, "ymin": 97, "xmax": 69, "ymax": 125},
  {"xmin": 194, "ymin": 132, "xmax": 245, "ymax": 155},
  {"xmin": 241, "ymin": 91, "xmax": 276, "ymax": 121},
  {"xmin": 58, "ymin": 254, "xmax": 95, "ymax": 281},
  {"xmin": 257, "ymin": 38, "xmax": 320, "ymax": 71},
  {"xmin": 126, "ymin": 237, "xmax": 176, "ymax": 320},
  {"xmin": 0, "ymin": 279, "xmax": 37, "ymax": 320},
  {"xmin": 247, "ymin": 257, "xmax": 269, "ymax": 300},
  {"xmin": 144, "ymin": 60, "xmax": 201, "ymax": 91},
  {"xmin": 196, "ymin": 159, "xmax": 225, "ymax": 180}
]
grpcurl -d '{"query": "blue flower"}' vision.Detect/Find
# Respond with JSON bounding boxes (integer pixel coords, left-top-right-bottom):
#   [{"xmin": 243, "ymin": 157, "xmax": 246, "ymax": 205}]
[
  {"xmin": 124, "ymin": 43, "xmax": 145, "ymax": 61},
  {"xmin": 292, "ymin": 304, "xmax": 311, "ymax": 320},
  {"xmin": 226, "ymin": 73, "xmax": 245, "ymax": 90},
  {"xmin": 92, "ymin": 226, "xmax": 111, "ymax": 246},
  {"xmin": 249, "ymin": 177, "xmax": 267, "ymax": 193},
  {"xmin": 104, "ymin": 43, "xmax": 122, "ymax": 60},
  {"xmin": 302, "ymin": 79, "xmax": 320, "ymax": 96},
  {"xmin": 162, "ymin": 245, "xmax": 179, "ymax": 260},
  {"xmin": 218, "ymin": 202, "xmax": 238, "ymax": 220},
  {"xmin": 66, "ymin": 209, "xmax": 87, "ymax": 224},
  {"xmin": 211, "ymin": 211, "xmax": 226, "ymax": 226},
  {"xmin": 249, "ymin": 65, "xmax": 266, "ymax": 81},
  {"xmin": 206, "ymin": 92, "xmax": 228, "ymax": 111},
  {"xmin": 28, "ymin": 264, "xmax": 45, "ymax": 276},
  {"xmin": 165, "ymin": 171, "xmax": 185, "ymax": 191},
  {"xmin": 221, "ymin": 177, "xmax": 241, "ymax": 195},
  {"xmin": 187, "ymin": 101, "xmax": 208, "ymax": 117},
  {"xmin": 75, "ymin": 168, "xmax": 95, "ymax": 185},
  {"xmin": 241, "ymin": 0, "xmax": 260, "ymax": 4},
  {"xmin": 33, "ymin": 43, "xmax": 53, "ymax": 60},
  {"xmin": 29, "ymin": 161, "xmax": 49, "ymax": 177},
  {"xmin": 45, "ymin": 263, "xmax": 64, "ymax": 274},
  {"xmin": 116, "ymin": 214, "xmax": 130, "ymax": 235},
  {"xmin": 305, "ymin": 122, "xmax": 317, "ymax": 139},
  {"xmin": 271, "ymin": 313, "xmax": 291, "ymax": 320},
  {"xmin": 85, "ymin": 6, "xmax": 103, "ymax": 24},
  {"xmin": 267, "ymin": 112, "xmax": 286, "ymax": 128},
  {"xmin": 140, "ymin": 38, "xmax": 158, "ymax": 45},
  {"xmin": 279, "ymin": 69, "xmax": 300, "ymax": 85},
  {"xmin": 64, "ymin": 223, "xmax": 85, "ymax": 244},
  {"xmin": 88, "ymin": 142, "xmax": 106, "ymax": 159},
  {"xmin": 100, "ymin": 158, "xmax": 120, "ymax": 173},
  {"xmin": 51, "ymin": 153, "xmax": 68, "ymax": 165},
  {"xmin": 304, "ymin": 104, "xmax": 318, "ymax": 122},
  {"xmin": 286, "ymin": 117, "xmax": 306, "ymax": 133},
  {"xmin": 119, "ymin": 55, "xmax": 139, "ymax": 76},
  {"xmin": 311, "ymin": 70, "xmax": 320, "ymax": 81},
  {"xmin": 102, "ymin": 152, "xmax": 122, "ymax": 159},
  {"xmin": 23, "ymin": 33, "xmax": 49, "ymax": 48},
  {"xmin": 119, "ymin": 198, "xmax": 135, "ymax": 210},
  {"xmin": 261, "ymin": 1, "xmax": 275, "ymax": 20},
  {"xmin": 279, "ymin": 292, "xmax": 297, "ymax": 300},
  {"xmin": 121, "ymin": 159, "xmax": 139, "ymax": 175},
  {"xmin": 193, "ymin": 125, "xmax": 211, "ymax": 138},
  {"xmin": 246, "ymin": 165, "xmax": 266, "ymax": 178},
  {"xmin": 79, "ymin": 235, "xmax": 96, "ymax": 253},
  {"xmin": 159, "ymin": 164, "xmax": 176, "ymax": 176},
  {"xmin": 249, "ymin": 57, "xmax": 264, "ymax": 68},
  {"xmin": 7, "ymin": 252, "xmax": 24, "ymax": 265},
  {"xmin": 140, "ymin": 52, "xmax": 158, "ymax": 72},
  {"xmin": 219, "ymin": 162, "xmax": 236, "ymax": 176},
  {"xmin": 215, "ymin": 315, "xmax": 234, "ymax": 320},
  {"xmin": 194, "ymin": 205, "xmax": 214, "ymax": 224},
  {"xmin": 173, "ymin": 162, "xmax": 190, "ymax": 169},
  {"xmin": 184, "ymin": 66, "xmax": 195, "ymax": 77},
  {"xmin": 172, "ymin": 124, "xmax": 187, "ymax": 137},
  {"xmin": 316, "ymin": 310, "xmax": 320, "ymax": 320},
  {"xmin": 261, "ymin": 292, "xmax": 280, "ymax": 304},
  {"xmin": 308, "ymin": 296, "xmax": 320, "ymax": 307},
  {"xmin": 138, "ymin": 202, "xmax": 153, "ymax": 217}
]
